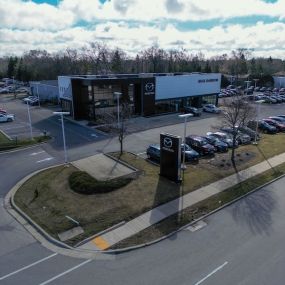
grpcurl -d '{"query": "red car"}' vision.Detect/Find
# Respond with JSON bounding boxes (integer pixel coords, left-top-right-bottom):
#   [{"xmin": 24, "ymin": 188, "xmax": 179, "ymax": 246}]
[
  {"xmin": 0, "ymin": 108, "xmax": 7, "ymax": 114},
  {"xmin": 263, "ymin": 119, "xmax": 285, "ymax": 132}
]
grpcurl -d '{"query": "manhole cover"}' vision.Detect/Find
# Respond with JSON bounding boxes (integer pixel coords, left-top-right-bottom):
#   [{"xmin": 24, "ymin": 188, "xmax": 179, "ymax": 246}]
[{"xmin": 186, "ymin": 220, "xmax": 207, "ymax": 232}]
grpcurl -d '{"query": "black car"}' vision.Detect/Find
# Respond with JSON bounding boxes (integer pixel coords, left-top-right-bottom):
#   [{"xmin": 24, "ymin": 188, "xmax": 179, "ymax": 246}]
[
  {"xmin": 203, "ymin": 136, "xmax": 228, "ymax": 152},
  {"xmin": 183, "ymin": 106, "xmax": 201, "ymax": 117},
  {"xmin": 220, "ymin": 127, "xmax": 251, "ymax": 145},
  {"xmin": 247, "ymin": 120, "xmax": 277, "ymax": 134},
  {"xmin": 146, "ymin": 144, "xmax": 160, "ymax": 161},
  {"xmin": 237, "ymin": 126, "xmax": 261, "ymax": 141},
  {"xmin": 181, "ymin": 144, "xmax": 200, "ymax": 162},
  {"xmin": 269, "ymin": 116, "xmax": 285, "ymax": 124},
  {"xmin": 185, "ymin": 135, "xmax": 215, "ymax": 156}
]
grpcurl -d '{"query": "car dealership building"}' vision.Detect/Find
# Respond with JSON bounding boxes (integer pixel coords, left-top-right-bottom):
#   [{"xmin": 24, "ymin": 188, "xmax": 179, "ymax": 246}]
[{"xmin": 58, "ymin": 73, "xmax": 221, "ymax": 120}]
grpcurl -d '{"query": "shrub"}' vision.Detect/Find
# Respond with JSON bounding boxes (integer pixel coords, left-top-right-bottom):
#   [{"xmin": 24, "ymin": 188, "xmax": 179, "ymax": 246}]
[{"xmin": 69, "ymin": 171, "xmax": 132, "ymax": 195}]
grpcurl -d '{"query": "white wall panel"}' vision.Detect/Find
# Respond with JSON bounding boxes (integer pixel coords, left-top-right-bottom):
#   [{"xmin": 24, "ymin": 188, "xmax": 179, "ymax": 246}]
[{"xmin": 155, "ymin": 74, "xmax": 221, "ymax": 100}]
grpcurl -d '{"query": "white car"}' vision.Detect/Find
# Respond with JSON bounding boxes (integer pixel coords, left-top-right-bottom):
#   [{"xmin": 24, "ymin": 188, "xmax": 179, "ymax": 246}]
[
  {"xmin": 203, "ymin": 104, "xmax": 221, "ymax": 113},
  {"xmin": 0, "ymin": 113, "xmax": 14, "ymax": 122}
]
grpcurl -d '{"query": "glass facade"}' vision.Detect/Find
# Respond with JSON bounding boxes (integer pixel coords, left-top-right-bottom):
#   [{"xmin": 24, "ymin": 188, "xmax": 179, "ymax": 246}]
[{"xmin": 154, "ymin": 94, "xmax": 217, "ymax": 114}]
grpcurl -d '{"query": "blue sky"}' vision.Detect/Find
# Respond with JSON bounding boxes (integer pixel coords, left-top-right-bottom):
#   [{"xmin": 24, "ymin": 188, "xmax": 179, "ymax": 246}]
[{"xmin": 1, "ymin": 0, "xmax": 285, "ymax": 58}]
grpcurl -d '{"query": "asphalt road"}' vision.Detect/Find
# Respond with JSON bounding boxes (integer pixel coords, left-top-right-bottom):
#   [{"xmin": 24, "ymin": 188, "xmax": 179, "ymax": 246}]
[
  {"xmin": 1, "ymin": 96, "xmax": 285, "ymax": 284},
  {"xmin": 0, "ymin": 176, "xmax": 284, "ymax": 285}
]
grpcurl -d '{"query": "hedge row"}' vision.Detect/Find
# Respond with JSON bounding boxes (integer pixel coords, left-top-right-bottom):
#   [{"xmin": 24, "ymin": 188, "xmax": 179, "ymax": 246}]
[{"xmin": 69, "ymin": 171, "xmax": 132, "ymax": 195}]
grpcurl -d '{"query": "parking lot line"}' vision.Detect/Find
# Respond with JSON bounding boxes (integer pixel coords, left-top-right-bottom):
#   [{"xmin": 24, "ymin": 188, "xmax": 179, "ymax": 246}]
[
  {"xmin": 36, "ymin": 157, "xmax": 54, "ymax": 163},
  {"xmin": 39, "ymin": 259, "xmax": 92, "ymax": 285},
  {"xmin": 0, "ymin": 253, "xmax": 58, "ymax": 281}
]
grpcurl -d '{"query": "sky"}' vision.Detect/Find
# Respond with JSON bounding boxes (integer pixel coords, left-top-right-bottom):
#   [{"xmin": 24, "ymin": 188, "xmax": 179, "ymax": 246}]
[{"xmin": 1, "ymin": 0, "xmax": 285, "ymax": 59}]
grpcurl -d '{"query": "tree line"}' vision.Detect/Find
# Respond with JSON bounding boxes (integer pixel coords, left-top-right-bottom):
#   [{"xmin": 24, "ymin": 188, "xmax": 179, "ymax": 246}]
[{"xmin": 0, "ymin": 43, "xmax": 284, "ymax": 85}]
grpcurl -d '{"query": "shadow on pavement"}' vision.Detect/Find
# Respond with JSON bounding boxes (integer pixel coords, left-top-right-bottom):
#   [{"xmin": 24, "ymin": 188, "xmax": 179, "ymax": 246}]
[
  {"xmin": 231, "ymin": 187, "xmax": 277, "ymax": 235},
  {"xmin": 150, "ymin": 175, "xmax": 183, "ymax": 241}
]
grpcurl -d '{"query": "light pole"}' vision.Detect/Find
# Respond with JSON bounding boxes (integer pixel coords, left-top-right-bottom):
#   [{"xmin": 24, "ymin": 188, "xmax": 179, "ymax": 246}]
[
  {"xmin": 253, "ymin": 79, "xmax": 259, "ymax": 88},
  {"xmin": 253, "ymin": 100, "xmax": 265, "ymax": 145},
  {"xmin": 27, "ymin": 102, "xmax": 33, "ymax": 140},
  {"xmin": 178, "ymin": 113, "xmax": 193, "ymax": 170},
  {"xmin": 53, "ymin": 111, "xmax": 70, "ymax": 164},
  {"xmin": 36, "ymin": 82, "xmax": 40, "ymax": 107},
  {"xmin": 114, "ymin": 92, "xmax": 122, "ymax": 128},
  {"xmin": 244, "ymin": 80, "xmax": 251, "ymax": 95}
]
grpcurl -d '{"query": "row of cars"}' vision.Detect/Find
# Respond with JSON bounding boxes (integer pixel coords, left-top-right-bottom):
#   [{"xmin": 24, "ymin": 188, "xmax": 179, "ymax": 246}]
[
  {"xmin": 248, "ymin": 116, "xmax": 285, "ymax": 134},
  {"xmin": 146, "ymin": 125, "xmax": 259, "ymax": 163},
  {"xmin": 243, "ymin": 93, "xmax": 285, "ymax": 104},
  {"xmin": 0, "ymin": 86, "xmax": 30, "ymax": 94}
]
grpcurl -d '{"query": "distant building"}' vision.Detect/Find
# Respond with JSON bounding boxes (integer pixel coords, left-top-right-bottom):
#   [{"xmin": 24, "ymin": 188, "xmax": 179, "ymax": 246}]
[
  {"xmin": 58, "ymin": 73, "xmax": 221, "ymax": 120},
  {"xmin": 29, "ymin": 80, "xmax": 59, "ymax": 102},
  {"xmin": 273, "ymin": 76, "xmax": 285, "ymax": 88}
]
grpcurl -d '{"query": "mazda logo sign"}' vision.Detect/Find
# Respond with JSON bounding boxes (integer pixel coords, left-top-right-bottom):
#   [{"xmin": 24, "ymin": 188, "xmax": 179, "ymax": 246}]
[
  {"xmin": 163, "ymin": 137, "xmax": 173, "ymax": 148},
  {"xmin": 145, "ymin": 82, "xmax": 154, "ymax": 92}
]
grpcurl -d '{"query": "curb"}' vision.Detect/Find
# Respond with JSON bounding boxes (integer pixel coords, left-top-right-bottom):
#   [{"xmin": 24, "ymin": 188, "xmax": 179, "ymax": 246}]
[
  {"xmin": 102, "ymin": 171, "xmax": 285, "ymax": 254},
  {"xmin": 5, "ymin": 155, "xmax": 285, "ymax": 256},
  {"xmin": 4, "ymin": 164, "xmax": 113, "ymax": 260}
]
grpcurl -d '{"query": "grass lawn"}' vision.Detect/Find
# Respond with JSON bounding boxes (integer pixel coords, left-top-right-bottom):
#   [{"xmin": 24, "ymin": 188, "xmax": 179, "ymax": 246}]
[
  {"xmin": 0, "ymin": 131, "xmax": 10, "ymax": 143},
  {"xmin": 14, "ymin": 133, "xmax": 285, "ymax": 246},
  {"xmin": 0, "ymin": 134, "xmax": 51, "ymax": 151}
]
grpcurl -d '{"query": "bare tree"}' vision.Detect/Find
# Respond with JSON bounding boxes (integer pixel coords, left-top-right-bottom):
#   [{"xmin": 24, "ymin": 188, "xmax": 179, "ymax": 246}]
[
  {"xmin": 118, "ymin": 101, "xmax": 132, "ymax": 156},
  {"xmin": 220, "ymin": 95, "xmax": 255, "ymax": 166}
]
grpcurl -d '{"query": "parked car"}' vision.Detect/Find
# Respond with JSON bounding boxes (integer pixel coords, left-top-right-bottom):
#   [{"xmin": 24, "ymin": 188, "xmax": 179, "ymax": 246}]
[
  {"xmin": 181, "ymin": 144, "xmax": 200, "ymax": 162},
  {"xmin": 146, "ymin": 144, "xmax": 160, "ymax": 162},
  {"xmin": 0, "ymin": 107, "xmax": 7, "ymax": 114},
  {"xmin": 247, "ymin": 120, "xmax": 277, "ymax": 134},
  {"xmin": 182, "ymin": 106, "xmax": 201, "ymax": 116},
  {"xmin": 237, "ymin": 126, "xmax": 261, "ymax": 141},
  {"xmin": 220, "ymin": 127, "xmax": 251, "ymax": 144},
  {"xmin": 263, "ymin": 119, "xmax": 285, "ymax": 132},
  {"xmin": 203, "ymin": 136, "xmax": 228, "ymax": 152},
  {"xmin": 22, "ymin": 95, "xmax": 36, "ymax": 103},
  {"xmin": 206, "ymin": 132, "xmax": 239, "ymax": 148},
  {"xmin": 203, "ymin": 104, "xmax": 221, "ymax": 113},
  {"xmin": 185, "ymin": 135, "xmax": 215, "ymax": 156},
  {"xmin": 0, "ymin": 113, "xmax": 14, "ymax": 122},
  {"xmin": 268, "ymin": 116, "xmax": 285, "ymax": 124}
]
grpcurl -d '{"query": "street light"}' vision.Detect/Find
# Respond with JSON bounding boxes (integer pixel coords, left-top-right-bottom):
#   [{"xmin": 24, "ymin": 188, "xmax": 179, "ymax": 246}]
[
  {"xmin": 36, "ymin": 82, "xmax": 40, "ymax": 107},
  {"xmin": 253, "ymin": 79, "xmax": 259, "ymax": 88},
  {"xmin": 253, "ymin": 100, "xmax": 265, "ymax": 145},
  {"xmin": 244, "ymin": 80, "xmax": 251, "ymax": 95},
  {"xmin": 114, "ymin": 92, "xmax": 122, "ymax": 128},
  {"xmin": 27, "ymin": 102, "xmax": 33, "ymax": 140},
  {"xmin": 178, "ymin": 113, "xmax": 193, "ymax": 170},
  {"xmin": 53, "ymin": 111, "xmax": 70, "ymax": 164}
]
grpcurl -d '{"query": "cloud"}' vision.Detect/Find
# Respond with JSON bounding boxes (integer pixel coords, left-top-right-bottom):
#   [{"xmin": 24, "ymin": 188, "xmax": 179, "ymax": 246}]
[
  {"xmin": 1, "ymin": 20, "xmax": 285, "ymax": 59},
  {"xmin": 165, "ymin": 0, "xmax": 184, "ymax": 13},
  {"xmin": 0, "ymin": 0, "xmax": 75, "ymax": 30}
]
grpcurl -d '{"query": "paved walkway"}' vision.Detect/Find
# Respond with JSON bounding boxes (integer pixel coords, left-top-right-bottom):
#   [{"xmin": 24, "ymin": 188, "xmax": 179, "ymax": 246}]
[{"xmin": 78, "ymin": 152, "xmax": 285, "ymax": 251}]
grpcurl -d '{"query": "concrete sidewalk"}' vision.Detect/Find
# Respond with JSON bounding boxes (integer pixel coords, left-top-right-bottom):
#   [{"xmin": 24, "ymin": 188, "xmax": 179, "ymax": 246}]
[{"xmin": 78, "ymin": 152, "xmax": 285, "ymax": 251}]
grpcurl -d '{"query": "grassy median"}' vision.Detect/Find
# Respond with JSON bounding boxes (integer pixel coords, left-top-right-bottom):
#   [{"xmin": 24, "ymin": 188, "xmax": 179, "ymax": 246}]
[{"xmin": 14, "ymin": 133, "xmax": 285, "ymax": 247}]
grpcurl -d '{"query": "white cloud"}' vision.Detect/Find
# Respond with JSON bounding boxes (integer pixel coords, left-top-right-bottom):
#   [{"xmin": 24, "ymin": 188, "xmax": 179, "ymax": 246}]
[
  {"xmin": 1, "ymin": 21, "xmax": 285, "ymax": 59},
  {"xmin": 58, "ymin": 0, "xmax": 285, "ymax": 22},
  {"xmin": 0, "ymin": 0, "xmax": 75, "ymax": 30}
]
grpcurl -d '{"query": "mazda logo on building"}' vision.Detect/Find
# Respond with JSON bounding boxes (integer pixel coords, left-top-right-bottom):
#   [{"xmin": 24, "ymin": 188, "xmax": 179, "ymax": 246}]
[
  {"xmin": 163, "ymin": 137, "xmax": 173, "ymax": 148},
  {"xmin": 145, "ymin": 82, "xmax": 154, "ymax": 92}
]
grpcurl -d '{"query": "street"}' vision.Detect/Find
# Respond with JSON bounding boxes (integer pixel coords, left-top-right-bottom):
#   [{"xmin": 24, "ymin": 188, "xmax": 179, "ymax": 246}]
[{"xmin": 1, "ymin": 96, "xmax": 285, "ymax": 284}]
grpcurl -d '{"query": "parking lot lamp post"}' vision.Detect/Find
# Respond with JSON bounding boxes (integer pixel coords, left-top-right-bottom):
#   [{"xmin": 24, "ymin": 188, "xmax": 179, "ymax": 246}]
[
  {"xmin": 114, "ymin": 92, "xmax": 122, "ymax": 128},
  {"xmin": 253, "ymin": 79, "xmax": 259, "ymax": 88},
  {"xmin": 53, "ymin": 111, "xmax": 70, "ymax": 164},
  {"xmin": 27, "ymin": 102, "xmax": 33, "ymax": 140},
  {"xmin": 178, "ymin": 113, "xmax": 193, "ymax": 170},
  {"xmin": 253, "ymin": 100, "xmax": 265, "ymax": 145},
  {"xmin": 244, "ymin": 80, "xmax": 251, "ymax": 95},
  {"xmin": 36, "ymin": 82, "xmax": 40, "ymax": 107}
]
